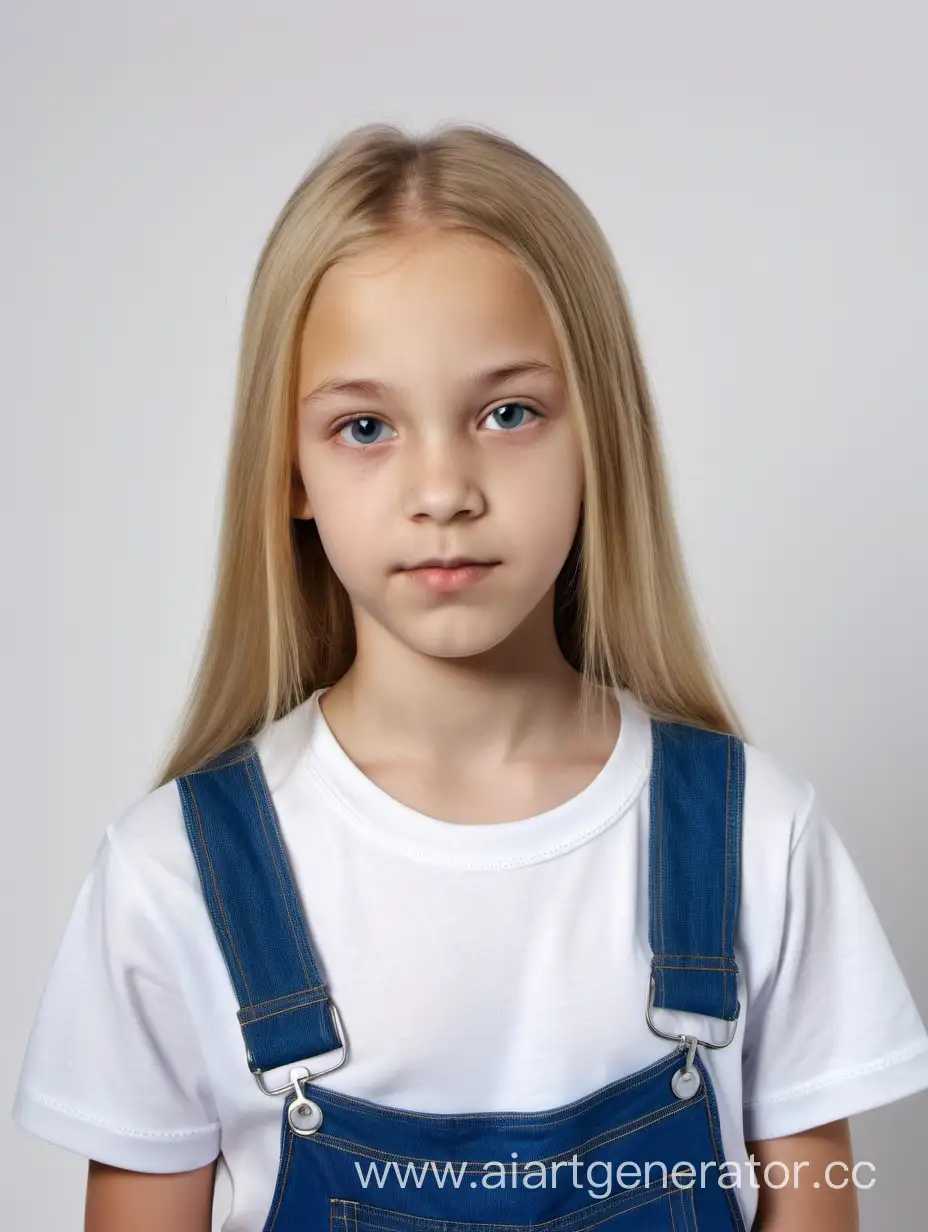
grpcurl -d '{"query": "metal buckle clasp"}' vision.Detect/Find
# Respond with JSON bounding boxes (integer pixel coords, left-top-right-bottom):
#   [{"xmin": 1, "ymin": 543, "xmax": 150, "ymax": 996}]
[
  {"xmin": 647, "ymin": 976, "xmax": 738, "ymax": 1102},
  {"xmin": 252, "ymin": 999, "xmax": 348, "ymax": 1097},
  {"xmin": 645, "ymin": 975, "xmax": 739, "ymax": 1050}
]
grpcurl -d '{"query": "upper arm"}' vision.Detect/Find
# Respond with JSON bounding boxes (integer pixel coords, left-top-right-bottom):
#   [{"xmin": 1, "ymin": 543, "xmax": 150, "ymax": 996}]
[
  {"xmin": 14, "ymin": 830, "xmax": 221, "ymax": 1172},
  {"xmin": 746, "ymin": 1118, "xmax": 859, "ymax": 1231},
  {"xmin": 741, "ymin": 786, "xmax": 928, "ymax": 1142},
  {"xmin": 85, "ymin": 1159, "xmax": 218, "ymax": 1232}
]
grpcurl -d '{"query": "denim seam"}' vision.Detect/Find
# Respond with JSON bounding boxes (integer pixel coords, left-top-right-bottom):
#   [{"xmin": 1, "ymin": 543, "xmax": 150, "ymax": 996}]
[
  {"xmin": 686, "ymin": 1183, "xmax": 700, "ymax": 1232},
  {"xmin": 182, "ymin": 777, "xmax": 254, "ymax": 1004},
  {"xmin": 241, "ymin": 1000, "xmax": 334, "ymax": 1028},
  {"xmin": 698, "ymin": 1056, "xmax": 746, "ymax": 1230},
  {"xmin": 652, "ymin": 962, "xmax": 738, "ymax": 971},
  {"xmin": 298, "ymin": 1089, "xmax": 705, "ymax": 1170},
  {"xmin": 266, "ymin": 1130, "xmax": 295, "ymax": 1232},
  {"xmin": 721, "ymin": 737, "xmax": 731, "ymax": 1017},
  {"xmin": 669, "ymin": 1185, "xmax": 680, "ymax": 1232},
  {"xmin": 245, "ymin": 752, "xmax": 318, "ymax": 991},
  {"xmin": 650, "ymin": 727, "xmax": 744, "ymax": 1022},
  {"xmin": 300, "ymin": 1051, "xmax": 683, "ymax": 1125},
  {"xmin": 330, "ymin": 1183, "xmax": 674, "ymax": 1232},
  {"xmin": 656, "ymin": 725, "xmax": 665, "ymax": 956},
  {"xmin": 652, "ymin": 954, "xmax": 738, "ymax": 961},
  {"xmin": 239, "ymin": 987, "xmax": 330, "ymax": 1021},
  {"xmin": 725, "ymin": 735, "xmax": 745, "ymax": 1019},
  {"xmin": 330, "ymin": 1199, "xmax": 358, "ymax": 1232}
]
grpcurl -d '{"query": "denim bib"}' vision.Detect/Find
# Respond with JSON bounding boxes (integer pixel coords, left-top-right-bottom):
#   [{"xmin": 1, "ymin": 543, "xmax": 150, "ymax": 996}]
[{"xmin": 177, "ymin": 715, "xmax": 747, "ymax": 1231}]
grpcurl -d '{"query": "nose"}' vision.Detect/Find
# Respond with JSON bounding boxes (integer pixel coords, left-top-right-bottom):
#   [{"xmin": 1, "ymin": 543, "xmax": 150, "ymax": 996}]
[{"xmin": 402, "ymin": 436, "xmax": 486, "ymax": 523}]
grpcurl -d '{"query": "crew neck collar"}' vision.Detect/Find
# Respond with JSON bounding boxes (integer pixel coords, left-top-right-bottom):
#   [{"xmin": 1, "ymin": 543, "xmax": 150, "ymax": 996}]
[{"xmin": 293, "ymin": 685, "xmax": 652, "ymax": 870}]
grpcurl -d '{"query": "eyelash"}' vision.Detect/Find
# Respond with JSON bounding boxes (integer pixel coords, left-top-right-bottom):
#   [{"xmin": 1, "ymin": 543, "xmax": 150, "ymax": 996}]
[{"xmin": 329, "ymin": 401, "xmax": 543, "ymax": 448}]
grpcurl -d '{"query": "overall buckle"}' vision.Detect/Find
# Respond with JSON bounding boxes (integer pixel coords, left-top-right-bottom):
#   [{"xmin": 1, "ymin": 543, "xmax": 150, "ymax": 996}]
[
  {"xmin": 251, "ymin": 999, "xmax": 348, "ymax": 1097},
  {"xmin": 646, "ymin": 976, "xmax": 739, "ymax": 1102},
  {"xmin": 645, "ymin": 974, "xmax": 739, "ymax": 1050}
]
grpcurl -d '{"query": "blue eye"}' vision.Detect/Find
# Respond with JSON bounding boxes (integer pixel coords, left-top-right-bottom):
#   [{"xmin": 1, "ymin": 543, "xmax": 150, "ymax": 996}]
[
  {"xmin": 333, "ymin": 402, "xmax": 539, "ymax": 448},
  {"xmin": 336, "ymin": 417, "xmax": 396, "ymax": 447},
  {"xmin": 485, "ymin": 402, "xmax": 539, "ymax": 431}
]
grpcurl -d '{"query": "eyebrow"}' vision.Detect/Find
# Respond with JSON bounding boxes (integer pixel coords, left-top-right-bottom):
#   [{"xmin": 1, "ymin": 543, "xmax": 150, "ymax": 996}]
[{"xmin": 299, "ymin": 359, "xmax": 563, "ymax": 411}]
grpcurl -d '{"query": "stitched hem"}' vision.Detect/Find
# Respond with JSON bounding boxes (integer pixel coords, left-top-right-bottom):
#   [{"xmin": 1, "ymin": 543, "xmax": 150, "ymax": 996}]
[
  {"xmin": 743, "ymin": 1038, "xmax": 928, "ymax": 1107},
  {"xmin": 742, "ymin": 1039, "xmax": 928, "ymax": 1141},
  {"xmin": 13, "ymin": 1088, "xmax": 221, "ymax": 1174}
]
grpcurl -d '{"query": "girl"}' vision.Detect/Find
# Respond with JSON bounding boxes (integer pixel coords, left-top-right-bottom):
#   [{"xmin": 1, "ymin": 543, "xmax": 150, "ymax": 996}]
[{"xmin": 13, "ymin": 123, "xmax": 928, "ymax": 1232}]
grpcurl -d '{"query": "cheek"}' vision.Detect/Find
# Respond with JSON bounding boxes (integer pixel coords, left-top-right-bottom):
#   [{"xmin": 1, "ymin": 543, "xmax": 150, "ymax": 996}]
[
  {"xmin": 309, "ymin": 490, "xmax": 388, "ymax": 584},
  {"xmin": 509, "ymin": 449, "xmax": 584, "ymax": 524},
  {"xmin": 492, "ymin": 479, "xmax": 581, "ymax": 586},
  {"xmin": 531, "ymin": 495, "xmax": 584, "ymax": 560},
  {"xmin": 297, "ymin": 439, "xmax": 360, "ymax": 514}
]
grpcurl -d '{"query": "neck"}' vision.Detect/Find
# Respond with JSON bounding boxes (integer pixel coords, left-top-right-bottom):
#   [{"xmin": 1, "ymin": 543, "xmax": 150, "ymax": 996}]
[{"xmin": 318, "ymin": 598, "xmax": 599, "ymax": 772}]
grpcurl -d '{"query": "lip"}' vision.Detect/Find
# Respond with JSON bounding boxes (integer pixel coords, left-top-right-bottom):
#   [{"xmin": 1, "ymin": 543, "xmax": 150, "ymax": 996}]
[
  {"xmin": 402, "ymin": 557, "xmax": 499, "ymax": 569},
  {"xmin": 399, "ymin": 562, "xmax": 499, "ymax": 592}
]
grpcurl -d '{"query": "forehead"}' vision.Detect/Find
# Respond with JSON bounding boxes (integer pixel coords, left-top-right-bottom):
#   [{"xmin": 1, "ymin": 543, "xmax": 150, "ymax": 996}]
[{"xmin": 298, "ymin": 230, "xmax": 561, "ymax": 375}]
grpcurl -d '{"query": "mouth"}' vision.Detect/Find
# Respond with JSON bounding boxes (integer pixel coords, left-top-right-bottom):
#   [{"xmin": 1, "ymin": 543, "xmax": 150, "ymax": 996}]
[
  {"xmin": 397, "ymin": 561, "xmax": 500, "ymax": 592},
  {"xmin": 399, "ymin": 558, "xmax": 501, "ymax": 571}
]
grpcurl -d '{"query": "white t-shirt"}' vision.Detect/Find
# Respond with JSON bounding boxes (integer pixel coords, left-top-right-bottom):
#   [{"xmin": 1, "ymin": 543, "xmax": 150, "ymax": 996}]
[{"xmin": 13, "ymin": 686, "xmax": 928, "ymax": 1231}]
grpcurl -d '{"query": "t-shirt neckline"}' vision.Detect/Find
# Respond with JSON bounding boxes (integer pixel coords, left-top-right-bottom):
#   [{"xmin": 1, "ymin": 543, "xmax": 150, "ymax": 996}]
[{"xmin": 295, "ymin": 685, "xmax": 652, "ymax": 870}]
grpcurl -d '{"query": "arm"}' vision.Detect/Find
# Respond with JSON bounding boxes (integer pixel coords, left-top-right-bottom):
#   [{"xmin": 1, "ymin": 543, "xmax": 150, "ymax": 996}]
[
  {"xmin": 85, "ymin": 1158, "xmax": 218, "ymax": 1232},
  {"xmin": 747, "ymin": 1117, "xmax": 859, "ymax": 1231}
]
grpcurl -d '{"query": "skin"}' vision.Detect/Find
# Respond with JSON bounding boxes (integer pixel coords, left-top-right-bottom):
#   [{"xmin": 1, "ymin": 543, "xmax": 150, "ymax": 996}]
[
  {"xmin": 85, "ymin": 1159, "xmax": 216, "ymax": 1231},
  {"xmin": 293, "ymin": 226, "xmax": 595, "ymax": 782},
  {"xmin": 746, "ymin": 1119, "xmax": 860, "ymax": 1230},
  {"xmin": 85, "ymin": 228, "xmax": 859, "ymax": 1229}
]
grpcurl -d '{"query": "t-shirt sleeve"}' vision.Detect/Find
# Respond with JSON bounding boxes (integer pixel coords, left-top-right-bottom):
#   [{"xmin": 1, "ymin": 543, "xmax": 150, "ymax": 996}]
[
  {"xmin": 12, "ymin": 830, "xmax": 221, "ymax": 1172},
  {"xmin": 742, "ymin": 790, "xmax": 928, "ymax": 1141}
]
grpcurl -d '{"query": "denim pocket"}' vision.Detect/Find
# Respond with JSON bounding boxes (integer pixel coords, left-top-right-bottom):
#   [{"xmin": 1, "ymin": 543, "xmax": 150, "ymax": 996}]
[{"xmin": 330, "ymin": 1182, "xmax": 697, "ymax": 1232}]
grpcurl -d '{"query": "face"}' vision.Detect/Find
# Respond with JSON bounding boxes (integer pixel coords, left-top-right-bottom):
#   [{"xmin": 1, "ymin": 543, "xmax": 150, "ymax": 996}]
[{"xmin": 293, "ymin": 228, "xmax": 585, "ymax": 666}]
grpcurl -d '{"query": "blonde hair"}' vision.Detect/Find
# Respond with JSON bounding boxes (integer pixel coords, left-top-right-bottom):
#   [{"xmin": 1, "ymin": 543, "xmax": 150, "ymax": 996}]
[{"xmin": 152, "ymin": 121, "xmax": 747, "ymax": 789}]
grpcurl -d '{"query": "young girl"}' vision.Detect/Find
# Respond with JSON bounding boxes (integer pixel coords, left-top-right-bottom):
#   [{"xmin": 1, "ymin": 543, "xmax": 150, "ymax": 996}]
[{"xmin": 13, "ymin": 123, "xmax": 928, "ymax": 1232}]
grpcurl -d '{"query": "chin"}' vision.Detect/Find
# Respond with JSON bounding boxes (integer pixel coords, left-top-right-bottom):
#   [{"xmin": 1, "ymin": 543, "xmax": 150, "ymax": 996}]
[{"xmin": 398, "ymin": 615, "xmax": 529, "ymax": 660}]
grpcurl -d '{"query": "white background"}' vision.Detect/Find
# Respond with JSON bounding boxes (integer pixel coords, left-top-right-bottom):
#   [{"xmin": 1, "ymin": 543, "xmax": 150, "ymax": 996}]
[{"xmin": 2, "ymin": 2, "xmax": 926, "ymax": 1227}]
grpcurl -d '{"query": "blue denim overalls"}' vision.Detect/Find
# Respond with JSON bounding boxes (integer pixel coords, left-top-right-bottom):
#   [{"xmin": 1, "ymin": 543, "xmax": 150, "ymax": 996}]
[{"xmin": 177, "ymin": 715, "xmax": 748, "ymax": 1231}]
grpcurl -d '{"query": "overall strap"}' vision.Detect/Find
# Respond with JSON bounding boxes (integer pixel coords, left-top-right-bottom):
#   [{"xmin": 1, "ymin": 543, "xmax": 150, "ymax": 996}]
[
  {"xmin": 648, "ymin": 719, "xmax": 744, "ymax": 1022},
  {"xmin": 176, "ymin": 742, "xmax": 342, "ymax": 1076}
]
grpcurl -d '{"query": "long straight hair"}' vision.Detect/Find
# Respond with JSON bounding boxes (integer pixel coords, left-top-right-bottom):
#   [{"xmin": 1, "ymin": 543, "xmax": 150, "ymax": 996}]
[{"xmin": 152, "ymin": 122, "xmax": 747, "ymax": 789}]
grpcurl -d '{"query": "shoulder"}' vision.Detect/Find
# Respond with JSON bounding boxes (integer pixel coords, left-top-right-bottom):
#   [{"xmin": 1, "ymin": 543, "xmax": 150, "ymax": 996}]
[
  {"xmin": 740, "ymin": 737, "xmax": 817, "ymax": 857},
  {"xmin": 106, "ymin": 698, "xmax": 316, "ymax": 900},
  {"xmin": 106, "ymin": 777, "xmax": 192, "ymax": 880},
  {"xmin": 732, "ymin": 738, "xmax": 818, "ymax": 971}
]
